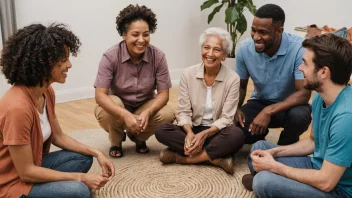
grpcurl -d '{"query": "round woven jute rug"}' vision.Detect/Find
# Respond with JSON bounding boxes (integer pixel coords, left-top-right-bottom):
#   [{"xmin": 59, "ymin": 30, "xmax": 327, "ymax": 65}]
[{"xmin": 51, "ymin": 129, "xmax": 280, "ymax": 198}]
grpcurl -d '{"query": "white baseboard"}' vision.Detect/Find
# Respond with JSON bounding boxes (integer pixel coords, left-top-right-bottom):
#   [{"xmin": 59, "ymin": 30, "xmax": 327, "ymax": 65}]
[
  {"xmin": 55, "ymin": 87, "xmax": 95, "ymax": 103},
  {"xmin": 171, "ymin": 79, "xmax": 180, "ymax": 85},
  {"xmin": 54, "ymin": 68, "xmax": 183, "ymax": 103}
]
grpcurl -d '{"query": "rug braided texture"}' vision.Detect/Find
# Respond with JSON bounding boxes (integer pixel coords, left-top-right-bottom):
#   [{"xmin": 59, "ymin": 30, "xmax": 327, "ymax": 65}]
[{"xmin": 51, "ymin": 129, "xmax": 280, "ymax": 198}]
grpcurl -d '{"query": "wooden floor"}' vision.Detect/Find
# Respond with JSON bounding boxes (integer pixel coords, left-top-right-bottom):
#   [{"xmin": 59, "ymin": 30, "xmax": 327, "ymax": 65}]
[{"xmin": 56, "ymin": 80, "xmax": 311, "ymax": 139}]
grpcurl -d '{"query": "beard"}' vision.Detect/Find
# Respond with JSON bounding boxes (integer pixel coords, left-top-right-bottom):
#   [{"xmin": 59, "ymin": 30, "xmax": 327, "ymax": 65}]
[
  {"xmin": 304, "ymin": 79, "xmax": 323, "ymax": 92},
  {"xmin": 255, "ymin": 39, "xmax": 274, "ymax": 53}
]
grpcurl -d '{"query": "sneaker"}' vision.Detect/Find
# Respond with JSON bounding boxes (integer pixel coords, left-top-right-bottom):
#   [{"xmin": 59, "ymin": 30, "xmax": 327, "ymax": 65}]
[{"xmin": 242, "ymin": 174, "xmax": 254, "ymax": 191}]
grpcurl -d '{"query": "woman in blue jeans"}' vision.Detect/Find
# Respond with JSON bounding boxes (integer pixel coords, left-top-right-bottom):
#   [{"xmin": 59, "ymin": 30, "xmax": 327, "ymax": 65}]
[{"xmin": 0, "ymin": 23, "xmax": 114, "ymax": 198}]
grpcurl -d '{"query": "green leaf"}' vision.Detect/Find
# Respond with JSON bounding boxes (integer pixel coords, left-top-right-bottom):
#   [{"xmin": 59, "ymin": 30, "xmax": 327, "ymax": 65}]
[
  {"xmin": 239, "ymin": 0, "xmax": 256, "ymax": 14},
  {"xmin": 207, "ymin": 3, "xmax": 224, "ymax": 24},
  {"xmin": 225, "ymin": 7, "xmax": 239, "ymax": 24},
  {"xmin": 201, "ymin": 0, "xmax": 219, "ymax": 11},
  {"xmin": 236, "ymin": 13, "xmax": 247, "ymax": 34},
  {"xmin": 236, "ymin": 1, "xmax": 245, "ymax": 12}
]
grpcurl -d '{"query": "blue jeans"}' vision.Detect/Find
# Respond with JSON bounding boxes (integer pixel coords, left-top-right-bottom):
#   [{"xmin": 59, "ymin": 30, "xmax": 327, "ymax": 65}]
[
  {"xmin": 248, "ymin": 141, "xmax": 346, "ymax": 198},
  {"xmin": 25, "ymin": 150, "xmax": 93, "ymax": 198}
]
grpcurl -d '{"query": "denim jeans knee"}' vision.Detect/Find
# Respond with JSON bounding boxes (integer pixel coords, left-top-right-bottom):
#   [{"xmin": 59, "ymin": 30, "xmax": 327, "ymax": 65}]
[{"xmin": 28, "ymin": 181, "xmax": 90, "ymax": 198}]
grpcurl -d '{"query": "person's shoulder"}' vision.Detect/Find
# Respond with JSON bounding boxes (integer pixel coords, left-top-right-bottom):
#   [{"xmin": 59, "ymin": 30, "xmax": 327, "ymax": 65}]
[
  {"xmin": 285, "ymin": 32, "xmax": 304, "ymax": 47},
  {"xmin": 147, "ymin": 44, "xmax": 166, "ymax": 57},
  {"xmin": 336, "ymin": 85, "xmax": 352, "ymax": 113},
  {"xmin": 101, "ymin": 41, "xmax": 126, "ymax": 61},
  {"xmin": 0, "ymin": 86, "xmax": 29, "ymax": 106},
  {"xmin": 222, "ymin": 66, "xmax": 240, "ymax": 81},
  {"xmin": 0, "ymin": 88, "xmax": 32, "ymax": 117},
  {"xmin": 104, "ymin": 42, "xmax": 122, "ymax": 55},
  {"xmin": 183, "ymin": 63, "xmax": 202, "ymax": 75},
  {"xmin": 238, "ymin": 37, "xmax": 254, "ymax": 51}
]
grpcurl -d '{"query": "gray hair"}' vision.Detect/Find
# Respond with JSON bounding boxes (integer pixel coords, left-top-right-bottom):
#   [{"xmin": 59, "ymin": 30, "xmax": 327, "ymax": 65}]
[{"xmin": 199, "ymin": 27, "xmax": 233, "ymax": 56}]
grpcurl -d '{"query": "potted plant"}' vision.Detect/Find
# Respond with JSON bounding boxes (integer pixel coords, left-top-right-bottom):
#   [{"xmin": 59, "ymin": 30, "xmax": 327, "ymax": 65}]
[{"xmin": 201, "ymin": 0, "xmax": 256, "ymax": 58}]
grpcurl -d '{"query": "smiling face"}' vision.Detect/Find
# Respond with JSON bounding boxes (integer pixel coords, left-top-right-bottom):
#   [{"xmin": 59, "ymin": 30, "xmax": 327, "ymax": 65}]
[
  {"xmin": 299, "ymin": 49, "xmax": 322, "ymax": 91},
  {"xmin": 122, "ymin": 20, "xmax": 150, "ymax": 59},
  {"xmin": 201, "ymin": 35, "xmax": 225, "ymax": 69},
  {"xmin": 251, "ymin": 17, "xmax": 283, "ymax": 55},
  {"xmin": 50, "ymin": 47, "xmax": 71, "ymax": 84}
]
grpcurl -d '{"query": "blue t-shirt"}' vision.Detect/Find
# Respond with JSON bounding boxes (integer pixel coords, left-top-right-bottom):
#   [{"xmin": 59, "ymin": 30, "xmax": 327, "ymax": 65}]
[
  {"xmin": 235, "ymin": 32, "xmax": 304, "ymax": 102},
  {"xmin": 311, "ymin": 85, "xmax": 352, "ymax": 197}
]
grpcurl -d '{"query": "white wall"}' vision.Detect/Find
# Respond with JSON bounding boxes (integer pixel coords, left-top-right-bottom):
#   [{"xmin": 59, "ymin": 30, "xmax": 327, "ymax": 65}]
[
  {"xmin": 248, "ymin": 0, "xmax": 352, "ymax": 37},
  {"xmin": 12, "ymin": 0, "xmax": 222, "ymax": 102},
  {"xmin": 0, "ymin": 27, "xmax": 11, "ymax": 97},
  {"xmin": 1, "ymin": 0, "xmax": 351, "ymax": 101}
]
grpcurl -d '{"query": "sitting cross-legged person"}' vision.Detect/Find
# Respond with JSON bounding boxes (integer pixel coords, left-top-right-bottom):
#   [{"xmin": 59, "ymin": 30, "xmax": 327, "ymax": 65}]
[
  {"xmin": 155, "ymin": 27, "xmax": 245, "ymax": 174},
  {"xmin": 242, "ymin": 34, "xmax": 352, "ymax": 198}
]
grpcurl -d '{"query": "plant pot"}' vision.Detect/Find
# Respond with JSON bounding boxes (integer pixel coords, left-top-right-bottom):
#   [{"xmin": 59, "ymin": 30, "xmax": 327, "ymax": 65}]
[{"xmin": 222, "ymin": 57, "xmax": 236, "ymax": 71}]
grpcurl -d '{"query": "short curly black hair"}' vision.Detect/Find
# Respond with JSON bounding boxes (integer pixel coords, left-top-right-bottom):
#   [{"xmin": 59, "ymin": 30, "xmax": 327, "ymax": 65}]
[
  {"xmin": 115, "ymin": 4, "xmax": 157, "ymax": 36},
  {"xmin": 255, "ymin": 4, "xmax": 285, "ymax": 26},
  {"xmin": 0, "ymin": 23, "xmax": 81, "ymax": 87}
]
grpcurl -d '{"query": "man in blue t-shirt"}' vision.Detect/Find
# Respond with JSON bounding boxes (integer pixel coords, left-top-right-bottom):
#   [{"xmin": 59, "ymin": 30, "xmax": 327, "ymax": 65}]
[
  {"xmin": 235, "ymin": 4, "xmax": 311, "ymax": 145},
  {"xmin": 242, "ymin": 34, "xmax": 352, "ymax": 197}
]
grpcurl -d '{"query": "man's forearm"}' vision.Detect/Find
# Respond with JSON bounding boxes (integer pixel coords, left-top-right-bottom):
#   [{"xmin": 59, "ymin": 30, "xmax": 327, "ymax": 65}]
[
  {"xmin": 271, "ymin": 162, "xmax": 328, "ymax": 192},
  {"xmin": 238, "ymin": 87, "xmax": 247, "ymax": 107},
  {"xmin": 266, "ymin": 89, "xmax": 310, "ymax": 115}
]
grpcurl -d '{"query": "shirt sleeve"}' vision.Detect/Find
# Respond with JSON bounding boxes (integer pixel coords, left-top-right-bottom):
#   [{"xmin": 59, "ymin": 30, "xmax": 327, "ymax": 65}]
[
  {"xmin": 176, "ymin": 70, "xmax": 193, "ymax": 127},
  {"xmin": 324, "ymin": 113, "xmax": 352, "ymax": 167},
  {"xmin": 46, "ymin": 86, "xmax": 56, "ymax": 118},
  {"xmin": 294, "ymin": 46, "xmax": 305, "ymax": 80},
  {"xmin": 212, "ymin": 76, "xmax": 240, "ymax": 130},
  {"xmin": 2, "ymin": 105, "xmax": 33, "ymax": 145},
  {"xmin": 235, "ymin": 44, "xmax": 250, "ymax": 79},
  {"xmin": 156, "ymin": 53, "xmax": 172, "ymax": 91},
  {"xmin": 94, "ymin": 54, "xmax": 115, "ymax": 89}
]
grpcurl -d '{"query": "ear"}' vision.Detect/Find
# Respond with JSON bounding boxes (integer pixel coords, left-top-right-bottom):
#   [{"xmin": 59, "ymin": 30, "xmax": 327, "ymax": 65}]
[
  {"xmin": 277, "ymin": 26, "xmax": 284, "ymax": 34},
  {"xmin": 319, "ymin": 66, "xmax": 330, "ymax": 79},
  {"xmin": 122, "ymin": 32, "xmax": 127, "ymax": 40}
]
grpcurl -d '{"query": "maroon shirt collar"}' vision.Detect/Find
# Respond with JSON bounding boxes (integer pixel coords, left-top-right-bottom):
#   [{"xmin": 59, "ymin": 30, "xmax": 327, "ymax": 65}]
[{"xmin": 120, "ymin": 40, "xmax": 150, "ymax": 63}]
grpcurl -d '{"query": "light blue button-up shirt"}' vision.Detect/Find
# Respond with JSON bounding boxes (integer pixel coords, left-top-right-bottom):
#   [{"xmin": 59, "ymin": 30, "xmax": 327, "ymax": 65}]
[{"xmin": 235, "ymin": 32, "xmax": 304, "ymax": 102}]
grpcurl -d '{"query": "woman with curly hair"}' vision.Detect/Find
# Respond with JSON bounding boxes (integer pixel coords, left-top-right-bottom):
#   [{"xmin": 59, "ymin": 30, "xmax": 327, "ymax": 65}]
[
  {"xmin": 94, "ymin": 4, "xmax": 174, "ymax": 158},
  {"xmin": 0, "ymin": 23, "xmax": 115, "ymax": 198}
]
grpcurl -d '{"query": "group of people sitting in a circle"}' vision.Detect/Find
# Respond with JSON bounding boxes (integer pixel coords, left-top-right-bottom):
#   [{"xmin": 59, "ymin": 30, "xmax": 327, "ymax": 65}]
[{"xmin": 1, "ymin": 3, "xmax": 351, "ymax": 198}]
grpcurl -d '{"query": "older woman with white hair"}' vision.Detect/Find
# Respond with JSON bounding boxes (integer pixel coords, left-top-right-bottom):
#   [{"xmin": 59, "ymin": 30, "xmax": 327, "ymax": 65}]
[{"xmin": 155, "ymin": 27, "xmax": 244, "ymax": 174}]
